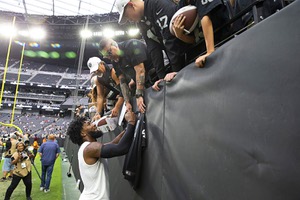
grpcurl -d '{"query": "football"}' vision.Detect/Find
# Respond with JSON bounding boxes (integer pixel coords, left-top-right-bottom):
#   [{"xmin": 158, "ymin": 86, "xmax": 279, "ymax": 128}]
[
  {"xmin": 169, "ymin": 5, "xmax": 199, "ymax": 36},
  {"xmin": 94, "ymin": 117, "xmax": 107, "ymax": 127}
]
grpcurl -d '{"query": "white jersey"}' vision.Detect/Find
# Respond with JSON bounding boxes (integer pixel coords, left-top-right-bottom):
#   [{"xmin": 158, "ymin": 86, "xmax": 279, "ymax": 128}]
[{"xmin": 78, "ymin": 141, "xmax": 110, "ymax": 200}]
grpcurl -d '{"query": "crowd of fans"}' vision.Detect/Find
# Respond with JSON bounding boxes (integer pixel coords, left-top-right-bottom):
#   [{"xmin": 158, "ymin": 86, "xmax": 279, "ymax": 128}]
[
  {"xmin": 0, "ymin": 113, "xmax": 70, "ymax": 139},
  {"xmin": 65, "ymin": 0, "xmax": 290, "ymax": 199},
  {"xmin": 0, "ymin": 0, "xmax": 292, "ymax": 199}
]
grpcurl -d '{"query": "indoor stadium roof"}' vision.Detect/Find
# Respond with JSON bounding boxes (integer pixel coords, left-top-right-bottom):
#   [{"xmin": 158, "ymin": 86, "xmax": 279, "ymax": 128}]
[{"xmin": 0, "ymin": 0, "xmax": 117, "ymax": 16}]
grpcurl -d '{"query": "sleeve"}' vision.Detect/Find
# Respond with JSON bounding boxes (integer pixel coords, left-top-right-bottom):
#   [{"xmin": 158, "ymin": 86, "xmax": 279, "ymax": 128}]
[
  {"xmin": 100, "ymin": 124, "xmax": 135, "ymax": 158},
  {"xmin": 163, "ymin": 36, "xmax": 186, "ymax": 72},
  {"xmin": 150, "ymin": 48, "xmax": 166, "ymax": 79},
  {"xmin": 116, "ymin": 84, "xmax": 123, "ymax": 97},
  {"xmin": 144, "ymin": 37, "xmax": 167, "ymax": 79},
  {"xmin": 195, "ymin": 0, "xmax": 223, "ymax": 19},
  {"xmin": 139, "ymin": 21, "xmax": 167, "ymax": 79},
  {"xmin": 113, "ymin": 63, "xmax": 124, "ymax": 78}
]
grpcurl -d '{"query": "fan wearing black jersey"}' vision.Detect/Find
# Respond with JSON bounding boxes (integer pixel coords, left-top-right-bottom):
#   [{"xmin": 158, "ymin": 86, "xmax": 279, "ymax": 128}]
[
  {"xmin": 87, "ymin": 57, "xmax": 124, "ymax": 120},
  {"xmin": 99, "ymin": 39, "xmax": 153, "ymax": 113},
  {"xmin": 172, "ymin": 0, "xmax": 230, "ymax": 67},
  {"xmin": 116, "ymin": 0, "xmax": 230, "ymax": 70},
  {"xmin": 116, "ymin": 0, "xmax": 188, "ymax": 84}
]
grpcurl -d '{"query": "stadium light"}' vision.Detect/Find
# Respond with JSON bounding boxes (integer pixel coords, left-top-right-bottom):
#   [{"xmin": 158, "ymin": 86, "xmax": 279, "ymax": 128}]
[
  {"xmin": 0, "ymin": 23, "xmax": 17, "ymax": 38},
  {"xmin": 18, "ymin": 30, "xmax": 30, "ymax": 37},
  {"xmin": 115, "ymin": 30, "xmax": 125, "ymax": 36},
  {"xmin": 80, "ymin": 29, "xmax": 92, "ymax": 38},
  {"xmin": 128, "ymin": 28, "xmax": 140, "ymax": 37},
  {"xmin": 29, "ymin": 27, "xmax": 46, "ymax": 40},
  {"xmin": 103, "ymin": 28, "xmax": 115, "ymax": 38},
  {"xmin": 93, "ymin": 32, "xmax": 103, "ymax": 37}
]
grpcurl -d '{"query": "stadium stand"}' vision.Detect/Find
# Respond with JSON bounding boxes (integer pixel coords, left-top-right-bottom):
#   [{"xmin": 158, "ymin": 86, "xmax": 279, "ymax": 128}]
[
  {"xmin": 0, "ymin": 1, "xmax": 298, "ymax": 199},
  {"xmin": 22, "ymin": 61, "xmax": 44, "ymax": 71},
  {"xmin": 1, "ymin": 72, "xmax": 31, "ymax": 82},
  {"xmin": 29, "ymin": 74, "xmax": 62, "ymax": 85},
  {"xmin": 0, "ymin": 113, "xmax": 70, "ymax": 137},
  {"xmin": 64, "ymin": 2, "xmax": 299, "ymax": 200},
  {"xmin": 65, "ymin": 67, "xmax": 78, "ymax": 74},
  {"xmin": 59, "ymin": 78, "xmax": 88, "ymax": 87},
  {"xmin": 10, "ymin": 61, "xmax": 43, "ymax": 71},
  {"xmin": 41, "ymin": 64, "xmax": 68, "ymax": 73}
]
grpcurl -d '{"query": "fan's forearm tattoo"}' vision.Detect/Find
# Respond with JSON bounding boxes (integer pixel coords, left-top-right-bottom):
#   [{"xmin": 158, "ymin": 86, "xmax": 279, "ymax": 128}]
[
  {"xmin": 137, "ymin": 74, "xmax": 145, "ymax": 86},
  {"xmin": 120, "ymin": 77, "xmax": 131, "ymax": 102}
]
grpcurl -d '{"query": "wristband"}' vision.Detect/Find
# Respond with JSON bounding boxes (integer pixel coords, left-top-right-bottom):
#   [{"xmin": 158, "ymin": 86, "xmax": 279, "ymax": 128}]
[
  {"xmin": 135, "ymin": 93, "xmax": 143, "ymax": 98},
  {"xmin": 135, "ymin": 89, "xmax": 144, "ymax": 98}
]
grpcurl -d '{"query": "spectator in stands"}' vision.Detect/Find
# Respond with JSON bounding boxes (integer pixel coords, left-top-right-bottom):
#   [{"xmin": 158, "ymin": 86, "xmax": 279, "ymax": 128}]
[
  {"xmin": 117, "ymin": 0, "xmax": 231, "ymax": 69},
  {"xmin": 115, "ymin": 0, "xmax": 188, "ymax": 85},
  {"xmin": 4, "ymin": 141, "xmax": 32, "ymax": 200},
  {"xmin": 141, "ymin": 26, "xmax": 169, "ymax": 71},
  {"xmin": 75, "ymin": 104, "xmax": 86, "ymax": 118},
  {"xmin": 87, "ymin": 57, "xmax": 124, "ymax": 120},
  {"xmin": 99, "ymin": 38, "xmax": 153, "ymax": 113},
  {"xmin": 38, "ymin": 134, "xmax": 60, "ymax": 193},
  {"xmin": 135, "ymin": 15, "xmax": 173, "ymax": 90},
  {"xmin": 66, "ymin": 110, "xmax": 136, "ymax": 200},
  {"xmin": 1, "ymin": 133, "xmax": 18, "ymax": 182},
  {"xmin": 172, "ymin": 0, "xmax": 230, "ymax": 67}
]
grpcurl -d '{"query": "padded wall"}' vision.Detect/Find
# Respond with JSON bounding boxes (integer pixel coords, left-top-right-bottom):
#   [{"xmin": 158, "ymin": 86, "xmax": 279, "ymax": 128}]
[{"xmin": 65, "ymin": 1, "xmax": 300, "ymax": 199}]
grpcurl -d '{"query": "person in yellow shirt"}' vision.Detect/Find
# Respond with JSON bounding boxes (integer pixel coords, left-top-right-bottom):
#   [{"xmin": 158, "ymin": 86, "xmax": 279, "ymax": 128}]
[{"xmin": 4, "ymin": 141, "xmax": 32, "ymax": 200}]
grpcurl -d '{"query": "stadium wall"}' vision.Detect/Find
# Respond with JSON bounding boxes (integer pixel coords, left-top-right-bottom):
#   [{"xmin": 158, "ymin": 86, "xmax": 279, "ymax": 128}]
[{"xmin": 65, "ymin": 2, "xmax": 300, "ymax": 199}]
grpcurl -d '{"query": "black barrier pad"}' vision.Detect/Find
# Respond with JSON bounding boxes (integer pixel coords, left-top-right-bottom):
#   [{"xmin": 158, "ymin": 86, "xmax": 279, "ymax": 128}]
[{"xmin": 65, "ymin": 2, "xmax": 300, "ymax": 199}]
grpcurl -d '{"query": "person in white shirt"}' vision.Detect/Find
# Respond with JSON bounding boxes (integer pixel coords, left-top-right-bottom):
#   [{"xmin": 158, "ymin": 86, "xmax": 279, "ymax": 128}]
[{"xmin": 66, "ymin": 111, "xmax": 136, "ymax": 200}]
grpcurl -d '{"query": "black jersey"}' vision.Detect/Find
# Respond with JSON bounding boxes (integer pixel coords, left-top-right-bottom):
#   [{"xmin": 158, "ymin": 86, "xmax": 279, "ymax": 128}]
[
  {"xmin": 92, "ymin": 64, "xmax": 120, "ymax": 100},
  {"xmin": 196, "ymin": 0, "xmax": 229, "ymax": 33},
  {"xmin": 138, "ymin": 19, "xmax": 167, "ymax": 79},
  {"xmin": 179, "ymin": 0, "xmax": 230, "ymax": 44},
  {"xmin": 144, "ymin": 0, "xmax": 187, "ymax": 72},
  {"xmin": 113, "ymin": 39, "xmax": 153, "ymax": 82}
]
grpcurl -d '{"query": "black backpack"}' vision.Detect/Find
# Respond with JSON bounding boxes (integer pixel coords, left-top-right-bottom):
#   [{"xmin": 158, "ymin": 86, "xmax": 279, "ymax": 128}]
[{"xmin": 122, "ymin": 113, "xmax": 147, "ymax": 190}]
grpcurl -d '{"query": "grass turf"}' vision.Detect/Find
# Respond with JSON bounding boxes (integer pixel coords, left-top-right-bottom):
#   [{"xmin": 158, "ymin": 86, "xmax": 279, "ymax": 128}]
[{"xmin": 0, "ymin": 153, "xmax": 62, "ymax": 200}]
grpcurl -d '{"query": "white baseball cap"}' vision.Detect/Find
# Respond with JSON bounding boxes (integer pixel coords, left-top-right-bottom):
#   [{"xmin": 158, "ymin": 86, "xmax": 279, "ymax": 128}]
[
  {"xmin": 87, "ymin": 57, "xmax": 101, "ymax": 74},
  {"xmin": 115, "ymin": 0, "xmax": 130, "ymax": 24}
]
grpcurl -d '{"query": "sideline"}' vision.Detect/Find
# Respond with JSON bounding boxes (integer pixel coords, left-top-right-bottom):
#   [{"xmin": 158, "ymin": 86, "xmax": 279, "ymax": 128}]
[{"xmin": 61, "ymin": 148, "xmax": 81, "ymax": 200}]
